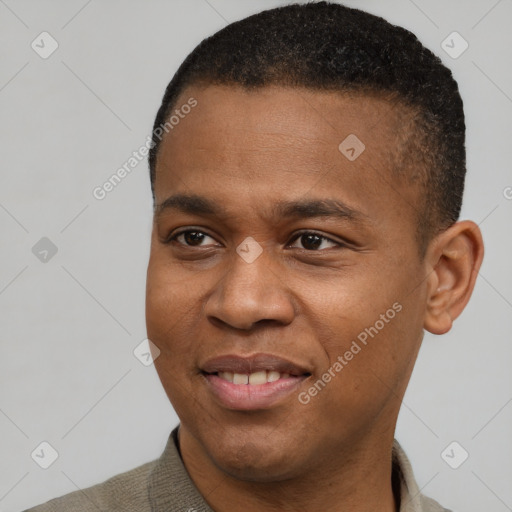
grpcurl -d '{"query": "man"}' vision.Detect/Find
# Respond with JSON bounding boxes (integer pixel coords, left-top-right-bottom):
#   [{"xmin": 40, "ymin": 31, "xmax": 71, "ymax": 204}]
[{"xmin": 25, "ymin": 1, "xmax": 484, "ymax": 511}]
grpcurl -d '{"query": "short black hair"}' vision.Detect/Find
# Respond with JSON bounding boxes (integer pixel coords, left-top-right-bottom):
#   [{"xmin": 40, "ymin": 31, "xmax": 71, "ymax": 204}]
[{"xmin": 148, "ymin": 1, "xmax": 466, "ymax": 252}]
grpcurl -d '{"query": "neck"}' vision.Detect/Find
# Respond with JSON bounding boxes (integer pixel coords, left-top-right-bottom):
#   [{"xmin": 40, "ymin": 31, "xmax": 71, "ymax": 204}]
[{"xmin": 178, "ymin": 427, "xmax": 399, "ymax": 512}]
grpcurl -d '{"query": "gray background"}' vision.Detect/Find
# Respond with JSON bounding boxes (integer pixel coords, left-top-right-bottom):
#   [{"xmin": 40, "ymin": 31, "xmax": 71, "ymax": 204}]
[{"xmin": 0, "ymin": 1, "xmax": 511, "ymax": 511}]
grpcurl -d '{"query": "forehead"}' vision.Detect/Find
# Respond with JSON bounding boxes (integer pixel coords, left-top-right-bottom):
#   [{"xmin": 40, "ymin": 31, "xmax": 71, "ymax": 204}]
[
  {"xmin": 154, "ymin": 84, "xmax": 419, "ymax": 235},
  {"xmin": 162, "ymin": 84, "xmax": 401, "ymax": 155}
]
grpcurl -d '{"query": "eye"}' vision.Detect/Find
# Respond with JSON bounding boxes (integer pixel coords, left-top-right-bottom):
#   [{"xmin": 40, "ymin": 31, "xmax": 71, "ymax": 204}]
[
  {"xmin": 288, "ymin": 231, "xmax": 341, "ymax": 251},
  {"xmin": 167, "ymin": 229, "xmax": 219, "ymax": 247},
  {"xmin": 165, "ymin": 229, "xmax": 343, "ymax": 251}
]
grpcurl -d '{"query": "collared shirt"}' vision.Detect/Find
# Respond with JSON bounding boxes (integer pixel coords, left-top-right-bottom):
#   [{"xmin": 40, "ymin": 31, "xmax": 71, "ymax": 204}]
[{"xmin": 24, "ymin": 427, "xmax": 451, "ymax": 512}]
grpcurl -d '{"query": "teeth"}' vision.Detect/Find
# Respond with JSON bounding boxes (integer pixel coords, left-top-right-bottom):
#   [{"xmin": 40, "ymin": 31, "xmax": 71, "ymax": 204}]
[
  {"xmin": 219, "ymin": 371, "xmax": 234, "ymax": 382},
  {"xmin": 248, "ymin": 371, "xmax": 267, "ymax": 385},
  {"xmin": 218, "ymin": 370, "xmax": 293, "ymax": 385},
  {"xmin": 233, "ymin": 373, "xmax": 249, "ymax": 385},
  {"xmin": 267, "ymin": 371, "xmax": 280, "ymax": 382}
]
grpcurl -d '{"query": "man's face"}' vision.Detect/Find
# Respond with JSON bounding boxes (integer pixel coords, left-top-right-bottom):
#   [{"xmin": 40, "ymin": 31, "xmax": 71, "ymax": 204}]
[{"xmin": 146, "ymin": 85, "xmax": 430, "ymax": 480}]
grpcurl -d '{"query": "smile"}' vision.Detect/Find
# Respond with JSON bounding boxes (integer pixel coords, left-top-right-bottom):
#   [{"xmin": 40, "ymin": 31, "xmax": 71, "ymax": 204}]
[
  {"xmin": 215, "ymin": 370, "xmax": 292, "ymax": 385},
  {"xmin": 200, "ymin": 354, "xmax": 312, "ymax": 410}
]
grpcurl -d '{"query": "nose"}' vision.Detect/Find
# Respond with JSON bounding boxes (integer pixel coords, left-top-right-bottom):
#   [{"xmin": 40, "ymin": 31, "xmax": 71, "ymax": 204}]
[{"xmin": 204, "ymin": 246, "xmax": 296, "ymax": 331}]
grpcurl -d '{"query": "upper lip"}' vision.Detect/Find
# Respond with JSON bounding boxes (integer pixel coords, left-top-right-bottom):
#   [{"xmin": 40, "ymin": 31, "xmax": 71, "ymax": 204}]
[{"xmin": 201, "ymin": 353, "xmax": 311, "ymax": 376}]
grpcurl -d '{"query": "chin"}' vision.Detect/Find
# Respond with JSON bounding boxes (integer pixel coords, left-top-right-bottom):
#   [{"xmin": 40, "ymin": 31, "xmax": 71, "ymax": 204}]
[
  {"xmin": 215, "ymin": 448, "xmax": 300, "ymax": 482},
  {"xmin": 203, "ymin": 430, "xmax": 306, "ymax": 482}
]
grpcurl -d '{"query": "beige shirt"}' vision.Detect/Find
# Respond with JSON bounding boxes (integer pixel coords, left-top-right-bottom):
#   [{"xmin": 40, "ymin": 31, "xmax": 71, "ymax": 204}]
[{"xmin": 24, "ymin": 427, "xmax": 450, "ymax": 512}]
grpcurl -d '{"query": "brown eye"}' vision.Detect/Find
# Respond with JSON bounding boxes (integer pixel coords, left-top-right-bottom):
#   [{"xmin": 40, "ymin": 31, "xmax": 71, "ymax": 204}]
[
  {"xmin": 289, "ymin": 232, "xmax": 340, "ymax": 251},
  {"xmin": 182, "ymin": 231, "xmax": 206, "ymax": 246},
  {"xmin": 167, "ymin": 230, "xmax": 218, "ymax": 247}
]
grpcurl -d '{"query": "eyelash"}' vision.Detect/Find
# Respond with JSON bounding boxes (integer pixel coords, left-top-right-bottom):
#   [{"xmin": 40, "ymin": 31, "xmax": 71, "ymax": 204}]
[{"xmin": 165, "ymin": 229, "xmax": 343, "ymax": 251}]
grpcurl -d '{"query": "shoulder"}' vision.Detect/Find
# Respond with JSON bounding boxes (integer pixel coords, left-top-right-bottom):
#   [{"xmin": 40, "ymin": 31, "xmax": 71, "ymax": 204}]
[{"xmin": 23, "ymin": 458, "xmax": 157, "ymax": 512}]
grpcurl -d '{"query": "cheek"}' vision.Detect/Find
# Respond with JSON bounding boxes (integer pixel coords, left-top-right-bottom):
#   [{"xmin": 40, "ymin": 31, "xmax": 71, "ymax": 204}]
[
  {"xmin": 145, "ymin": 259, "xmax": 199, "ymax": 356},
  {"xmin": 322, "ymin": 292, "xmax": 423, "ymax": 408},
  {"xmin": 146, "ymin": 266, "xmax": 200, "ymax": 409},
  {"xmin": 316, "ymin": 265, "xmax": 423, "ymax": 385}
]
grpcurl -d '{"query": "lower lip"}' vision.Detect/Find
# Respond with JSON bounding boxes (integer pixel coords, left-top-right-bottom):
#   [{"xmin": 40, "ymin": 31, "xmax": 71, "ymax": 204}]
[{"xmin": 203, "ymin": 373, "xmax": 308, "ymax": 410}]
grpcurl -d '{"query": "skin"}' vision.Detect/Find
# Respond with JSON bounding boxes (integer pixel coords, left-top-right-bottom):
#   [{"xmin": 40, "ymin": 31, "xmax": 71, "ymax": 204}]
[{"xmin": 145, "ymin": 84, "xmax": 484, "ymax": 512}]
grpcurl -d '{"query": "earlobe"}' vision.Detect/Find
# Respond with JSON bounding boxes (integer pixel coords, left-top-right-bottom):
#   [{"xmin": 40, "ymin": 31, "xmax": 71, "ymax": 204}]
[{"xmin": 424, "ymin": 221, "xmax": 484, "ymax": 335}]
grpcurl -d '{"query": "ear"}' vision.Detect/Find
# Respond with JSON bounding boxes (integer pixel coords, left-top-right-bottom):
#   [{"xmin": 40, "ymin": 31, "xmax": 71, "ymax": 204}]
[{"xmin": 423, "ymin": 220, "xmax": 484, "ymax": 335}]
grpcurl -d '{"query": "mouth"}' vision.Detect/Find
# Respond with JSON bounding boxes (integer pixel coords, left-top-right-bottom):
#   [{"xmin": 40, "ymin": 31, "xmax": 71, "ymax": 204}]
[
  {"xmin": 205, "ymin": 370, "xmax": 302, "ymax": 385},
  {"xmin": 200, "ymin": 354, "xmax": 312, "ymax": 410}
]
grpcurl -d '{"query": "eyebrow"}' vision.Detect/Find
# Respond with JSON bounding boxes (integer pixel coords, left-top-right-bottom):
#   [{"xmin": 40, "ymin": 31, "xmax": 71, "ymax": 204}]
[{"xmin": 154, "ymin": 193, "xmax": 368, "ymax": 224}]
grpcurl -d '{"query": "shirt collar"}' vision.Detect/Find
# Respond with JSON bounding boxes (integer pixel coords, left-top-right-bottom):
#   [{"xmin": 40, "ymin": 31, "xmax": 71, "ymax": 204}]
[
  {"xmin": 148, "ymin": 427, "xmax": 213, "ymax": 512},
  {"xmin": 148, "ymin": 427, "xmax": 438, "ymax": 512},
  {"xmin": 392, "ymin": 439, "xmax": 426, "ymax": 511}
]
